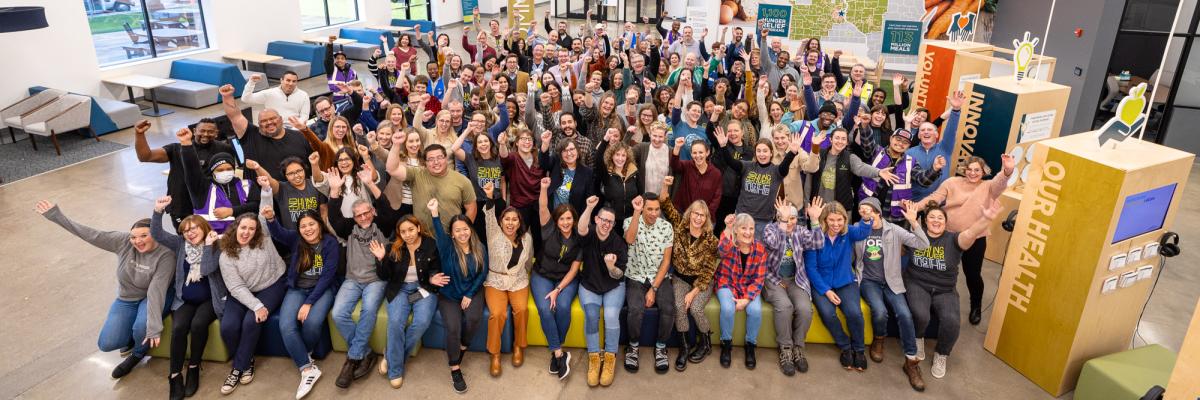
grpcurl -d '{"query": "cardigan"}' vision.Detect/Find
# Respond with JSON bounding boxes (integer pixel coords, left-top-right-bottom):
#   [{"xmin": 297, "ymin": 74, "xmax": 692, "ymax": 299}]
[
  {"xmin": 482, "ymin": 200, "xmax": 533, "ymax": 291},
  {"xmin": 151, "ymin": 211, "xmax": 228, "ymax": 317},
  {"xmin": 852, "ymin": 220, "xmax": 930, "ymax": 294}
]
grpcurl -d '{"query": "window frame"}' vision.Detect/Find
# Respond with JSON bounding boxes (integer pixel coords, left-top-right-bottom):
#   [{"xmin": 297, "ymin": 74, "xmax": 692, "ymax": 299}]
[
  {"xmin": 88, "ymin": 0, "xmax": 212, "ymax": 67},
  {"xmin": 300, "ymin": 0, "xmax": 361, "ymax": 31}
]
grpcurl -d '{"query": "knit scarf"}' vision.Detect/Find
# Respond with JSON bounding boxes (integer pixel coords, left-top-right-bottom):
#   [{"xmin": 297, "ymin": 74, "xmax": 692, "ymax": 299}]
[
  {"xmin": 183, "ymin": 242, "xmax": 204, "ymax": 284},
  {"xmin": 859, "ymin": 151, "xmax": 912, "ymax": 219}
]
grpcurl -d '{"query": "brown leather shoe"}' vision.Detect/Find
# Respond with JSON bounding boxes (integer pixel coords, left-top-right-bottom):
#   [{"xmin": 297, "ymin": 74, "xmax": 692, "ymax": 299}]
[
  {"xmin": 490, "ymin": 354, "xmax": 502, "ymax": 377},
  {"xmin": 512, "ymin": 346, "xmax": 524, "ymax": 367},
  {"xmin": 870, "ymin": 336, "xmax": 885, "ymax": 363},
  {"xmin": 903, "ymin": 357, "xmax": 926, "ymax": 392}
]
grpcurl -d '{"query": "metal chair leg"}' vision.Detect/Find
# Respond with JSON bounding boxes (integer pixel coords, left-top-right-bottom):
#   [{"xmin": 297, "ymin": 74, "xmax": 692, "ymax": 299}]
[
  {"xmin": 50, "ymin": 130, "xmax": 61, "ymax": 156},
  {"xmin": 29, "ymin": 132, "xmax": 37, "ymax": 151}
]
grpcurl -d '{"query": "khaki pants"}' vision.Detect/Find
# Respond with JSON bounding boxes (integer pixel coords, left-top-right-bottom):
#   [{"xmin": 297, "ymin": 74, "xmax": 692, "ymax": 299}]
[{"xmin": 484, "ymin": 286, "xmax": 529, "ymax": 354}]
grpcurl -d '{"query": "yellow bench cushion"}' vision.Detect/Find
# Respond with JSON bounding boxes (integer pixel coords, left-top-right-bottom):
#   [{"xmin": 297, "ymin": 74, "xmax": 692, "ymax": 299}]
[
  {"xmin": 148, "ymin": 315, "xmax": 229, "ymax": 362},
  {"xmin": 703, "ymin": 296, "xmax": 874, "ymax": 347}
]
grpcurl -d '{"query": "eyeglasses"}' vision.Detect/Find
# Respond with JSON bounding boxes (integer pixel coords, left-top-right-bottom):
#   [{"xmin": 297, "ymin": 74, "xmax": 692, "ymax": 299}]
[
  {"xmin": 285, "ymin": 170, "xmax": 305, "ymax": 177},
  {"xmin": 426, "ymin": 155, "xmax": 446, "ymax": 162},
  {"xmin": 182, "ymin": 225, "xmax": 202, "ymax": 233},
  {"xmin": 354, "ymin": 211, "xmax": 373, "ymax": 219},
  {"xmin": 596, "ymin": 218, "xmax": 614, "ymax": 225}
]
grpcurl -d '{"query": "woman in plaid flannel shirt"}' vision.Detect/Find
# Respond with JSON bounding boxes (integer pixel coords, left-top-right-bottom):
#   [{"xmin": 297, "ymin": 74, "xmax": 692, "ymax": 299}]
[
  {"xmin": 761, "ymin": 197, "xmax": 826, "ymax": 376},
  {"xmin": 715, "ymin": 213, "xmax": 769, "ymax": 370}
]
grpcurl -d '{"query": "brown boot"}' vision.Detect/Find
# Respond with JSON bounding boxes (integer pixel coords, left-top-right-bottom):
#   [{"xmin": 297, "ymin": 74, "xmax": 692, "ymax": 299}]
[
  {"xmin": 513, "ymin": 346, "xmax": 524, "ymax": 367},
  {"xmin": 490, "ymin": 354, "xmax": 502, "ymax": 377},
  {"xmin": 870, "ymin": 336, "xmax": 885, "ymax": 363},
  {"xmin": 587, "ymin": 353, "xmax": 601, "ymax": 387},
  {"xmin": 903, "ymin": 357, "xmax": 926, "ymax": 392},
  {"xmin": 600, "ymin": 352, "xmax": 616, "ymax": 386}
]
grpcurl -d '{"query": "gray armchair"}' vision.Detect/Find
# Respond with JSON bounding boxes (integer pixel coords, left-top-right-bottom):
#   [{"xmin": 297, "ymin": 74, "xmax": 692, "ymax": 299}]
[
  {"xmin": 2, "ymin": 88, "xmax": 66, "ymax": 143},
  {"xmin": 16, "ymin": 94, "xmax": 95, "ymax": 155}
]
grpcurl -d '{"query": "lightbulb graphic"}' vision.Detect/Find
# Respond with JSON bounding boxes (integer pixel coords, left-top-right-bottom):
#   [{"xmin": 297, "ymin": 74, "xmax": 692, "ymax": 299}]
[{"xmin": 1012, "ymin": 32, "xmax": 1040, "ymax": 81}]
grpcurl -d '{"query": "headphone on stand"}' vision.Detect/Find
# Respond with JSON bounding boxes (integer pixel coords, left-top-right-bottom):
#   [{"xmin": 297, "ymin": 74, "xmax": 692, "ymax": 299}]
[
  {"xmin": 1158, "ymin": 232, "xmax": 1180, "ymax": 257},
  {"xmin": 1002, "ymin": 210, "xmax": 1018, "ymax": 232}
]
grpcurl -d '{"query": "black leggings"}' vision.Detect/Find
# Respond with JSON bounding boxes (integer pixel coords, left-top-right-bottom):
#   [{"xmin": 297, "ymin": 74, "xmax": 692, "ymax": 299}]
[
  {"xmin": 439, "ymin": 293, "xmax": 484, "ymax": 367},
  {"xmin": 961, "ymin": 237, "xmax": 988, "ymax": 310},
  {"xmin": 170, "ymin": 300, "xmax": 217, "ymax": 374},
  {"xmin": 517, "ymin": 204, "xmax": 542, "ymax": 256}
]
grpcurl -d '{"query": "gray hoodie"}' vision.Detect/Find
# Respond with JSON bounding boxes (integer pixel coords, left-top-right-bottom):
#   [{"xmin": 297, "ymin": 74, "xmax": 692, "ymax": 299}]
[{"xmin": 43, "ymin": 207, "xmax": 176, "ymax": 339}]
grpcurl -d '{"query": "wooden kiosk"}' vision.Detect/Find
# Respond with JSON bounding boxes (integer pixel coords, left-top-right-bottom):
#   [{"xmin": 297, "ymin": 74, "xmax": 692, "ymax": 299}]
[
  {"xmin": 984, "ymin": 132, "xmax": 1194, "ymax": 396},
  {"xmin": 913, "ymin": 40, "xmax": 994, "ymax": 119}
]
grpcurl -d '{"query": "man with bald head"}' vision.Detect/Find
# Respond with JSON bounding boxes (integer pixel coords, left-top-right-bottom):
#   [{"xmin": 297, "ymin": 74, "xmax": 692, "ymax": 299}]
[{"xmin": 221, "ymin": 84, "xmax": 314, "ymax": 181}]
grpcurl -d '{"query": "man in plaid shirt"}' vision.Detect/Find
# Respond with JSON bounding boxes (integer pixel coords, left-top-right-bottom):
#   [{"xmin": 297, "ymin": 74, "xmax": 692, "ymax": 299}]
[{"xmin": 761, "ymin": 198, "xmax": 826, "ymax": 376}]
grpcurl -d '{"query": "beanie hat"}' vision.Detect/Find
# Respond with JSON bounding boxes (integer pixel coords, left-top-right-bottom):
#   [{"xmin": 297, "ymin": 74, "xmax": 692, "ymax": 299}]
[
  {"xmin": 207, "ymin": 152, "xmax": 236, "ymax": 174},
  {"xmin": 859, "ymin": 197, "xmax": 882, "ymax": 215},
  {"xmin": 819, "ymin": 102, "xmax": 837, "ymax": 116}
]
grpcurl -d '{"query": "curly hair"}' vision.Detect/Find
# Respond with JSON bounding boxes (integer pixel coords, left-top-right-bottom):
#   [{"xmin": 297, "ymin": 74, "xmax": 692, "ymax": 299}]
[{"xmin": 219, "ymin": 213, "xmax": 265, "ymax": 258}]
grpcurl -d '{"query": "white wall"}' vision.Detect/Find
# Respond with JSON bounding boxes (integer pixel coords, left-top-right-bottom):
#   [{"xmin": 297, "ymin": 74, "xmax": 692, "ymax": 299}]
[
  {"xmin": 0, "ymin": 0, "xmax": 393, "ymax": 108},
  {"xmin": 434, "ymin": 0, "xmax": 465, "ymax": 27}
]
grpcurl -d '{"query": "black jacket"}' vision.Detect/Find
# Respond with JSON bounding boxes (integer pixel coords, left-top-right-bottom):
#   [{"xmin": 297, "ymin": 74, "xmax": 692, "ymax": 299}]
[{"xmin": 377, "ymin": 238, "xmax": 441, "ymax": 301}]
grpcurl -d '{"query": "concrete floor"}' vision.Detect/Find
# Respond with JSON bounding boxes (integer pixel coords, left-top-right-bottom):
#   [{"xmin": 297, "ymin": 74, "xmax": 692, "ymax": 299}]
[{"xmin": 2, "ymin": 15, "xmax": 1198, "ymax": 400}]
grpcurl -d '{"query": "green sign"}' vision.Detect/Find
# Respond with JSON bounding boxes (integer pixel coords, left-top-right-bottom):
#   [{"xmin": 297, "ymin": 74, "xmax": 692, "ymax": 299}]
[{"xmin": 882, "ymin": 20, "xmax": 922, "ymax": 55}]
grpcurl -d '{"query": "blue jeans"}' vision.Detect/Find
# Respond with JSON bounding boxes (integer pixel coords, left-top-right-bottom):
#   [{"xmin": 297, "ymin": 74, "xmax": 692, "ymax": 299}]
[
  {"xmin": 860, "ymin": 279, "xmax": 917, "ymax": 356},
  {"xmin": 384, "ymin": 282, "xmax": 438, "ymax": 379},
  {"xmin": 716, "ymin": 288, "xmax": 763, "ymax": 343},
  {"xmin": 98, "ymin": 298, "xmax": 149, "ymax": 358},
  {"xmin": 812, "ymin": 283, "xmax": 866, "ymax": 352},
  {"xmin": 579, "ymin": 283, "xmax": 624, "ymax": 354},
  {"xmin": 331, "ymin": 280, "xmax": 387, "ymax": 360},
  {"xmin": 279, "ymin": 287, "xmax": 334, "ymax": 369},
  {"xmin": 529, "ymin": 272, "xmax": 579, "ymax": 351}
]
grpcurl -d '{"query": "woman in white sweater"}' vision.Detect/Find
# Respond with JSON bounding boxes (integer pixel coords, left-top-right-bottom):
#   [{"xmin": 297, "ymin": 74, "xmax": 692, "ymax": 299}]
[
  {"xmin": 217, "ymin": 213, "xmax": 286, "ymax": 395},
  {"xmin": 480, "ymin": 182, "xmax": 534, "ymax": 377}
]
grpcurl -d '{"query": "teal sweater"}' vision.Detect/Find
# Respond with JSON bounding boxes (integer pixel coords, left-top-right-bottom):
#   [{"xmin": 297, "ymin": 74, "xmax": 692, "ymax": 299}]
[{"xmin": 432, "ymin": 216, "xmax": 488, "ymax": 301}]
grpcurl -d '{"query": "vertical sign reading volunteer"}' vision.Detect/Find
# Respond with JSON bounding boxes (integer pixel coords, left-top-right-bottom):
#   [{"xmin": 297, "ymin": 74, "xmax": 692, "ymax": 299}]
[
  {"xmin": 882, "ymin": 20, "xmax": 922, "ymax": 55},
  {"xmin": 757, "ymin": 4, "xmax": 791, "ymax": 37}
]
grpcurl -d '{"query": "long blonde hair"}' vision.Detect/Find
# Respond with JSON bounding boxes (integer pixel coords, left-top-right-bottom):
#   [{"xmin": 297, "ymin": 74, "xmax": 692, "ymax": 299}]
[
  {"xmin": 604, "ymin": 142, "xmax": 637, "ymax": 177},
  {"xmin": 683, "ymin": 200, "xmax": 713, "ymax": 235},
  {"xmin": 820, "ymin": 202, "xmax": 850, "ymax": 236}
]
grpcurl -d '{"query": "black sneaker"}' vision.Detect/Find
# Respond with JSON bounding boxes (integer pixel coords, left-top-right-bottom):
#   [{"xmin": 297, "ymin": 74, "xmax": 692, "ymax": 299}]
[
  {"xmin": 778, "ymin": 346, "xmax": 796, "ymax": 376},
  {"xmin": 111, "ymin": 354, "xmax": 143, "ymax": 379},
  {"xmin": 794, "ymin": 347, "xmax": 809, "ymax": 373},
  {"xmin": 557, "ymin": 352, "xmax": 572, "ymax": 380},
  {"xmin": 549, "ymin": 352, "xmax": 561, "ymax": 375},
  {"xmin": 451, "ymin": 369, "xmax": 467, "ymax": 393},
  {"xmin": 220, "ymin": 369, "xmax": 242, "ymax": 395},
  {"xmin": 853, "ymin": 351, "xmax": 868, "ymax": 371},
  {"xmin": 624, "ymin": 344, "xmax": 640, "ymax": 372},
  {"xmin": 839, "ymin": 350, "xmax": 853, "ymax": 370},
  {"xmin": 653, "ymin": 347, "xmax": 669, "ymax": 374}
]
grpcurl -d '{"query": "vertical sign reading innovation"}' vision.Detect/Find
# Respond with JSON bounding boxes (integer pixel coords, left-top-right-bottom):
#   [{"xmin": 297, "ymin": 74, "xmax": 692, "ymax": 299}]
[
  {"xmin": 882, "ymin": 20, "xmax": 922, "ymax": 55},
  {"xmin": 758, "ymin": 4, "xmax": 792, "ymax": 37}
]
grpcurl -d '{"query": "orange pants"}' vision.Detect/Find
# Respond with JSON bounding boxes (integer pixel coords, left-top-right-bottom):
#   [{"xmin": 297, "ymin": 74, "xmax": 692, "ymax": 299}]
[{"xmin": 484, "ymin": 286, "xmax": 529, "ymax": 355}]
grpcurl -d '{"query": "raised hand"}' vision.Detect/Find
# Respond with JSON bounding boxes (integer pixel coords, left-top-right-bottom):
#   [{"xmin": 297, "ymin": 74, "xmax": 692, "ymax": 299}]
[
  {"xmin": 811, "ymin": 130, "xmax": 827, "ymax": 148},
  {"xmin": 892, "ymin": 73, "xmax": 903, "ymax": 84},
  {"xmin": 154, "ymin": 195, "xmax": 172, "ymax": 213},
  {"xmin": 369, "ymin": 240, "xmax": 386, "ymax": 260},
  {"xmin": 674, "ymin": 137, "xmax": 685, "ymax": 149},
  {"xmin": 482, "ymin": 181, "xmax": 495, "ymax": 199},
  {"xmin": 33, "ymin": 200, "xmax": 55, "ymax": 214},
  {"xmin": 373, "ymin": 48, "xmax": 382, "ymax": 58},
  {"xmin": 933, "ymin": 155, "xmax": 946, "ymax": 171},
  {"xmin": 1001, "ymin": 154, "xmax": 1017, "ymax": 175},
  {"xmin": 256, "ymin": 175, "xmax": 271, "ymax": 189},
  {"xmin": 427, "ymin": 198, "xmax": 440, "ymax": 216},
  {"xmin": 205, "ymin": 231, "xmax": 219, "ymax": 245},
  {"xmin": 713, "ymin": 126, "xmax": 728, "ymax": 147},
  {"xmin": 851, "ymin": 81, "xmax": 864, "ymax": 97},
  {"xmin": 801, "ymin": 67, "xmax": 812, "ymax": 86},
  {"xmin": 631, "ymin": 196, "xmax": 644, "ymax": 213},
  {"xmin": 288, "ymin": 115, "xmax": 304, "ymax": 129},
  {"xmin": 585, "ymin": 195, "xmax": 600, "ymax": 208},
  {"xmin": 244, "ymin": 159, "xmax": 260, "ymax": 171},
  {"xmin": 540, "ymin": 177, "xmax": 551, "ymax": 191},
  {"xmin": 662, "ymin": 175, "xmax": 674, "ymax": 188},
  {"xmin": 218, "ymin": 84, "xmax": 234, "ymax": 97},
  {"xmin": 902, "ymin": 199, "xmax": 920, "ymax": 222},
  {"xmin": 135, "ymin": 119, "xmax": 151, "ymax": 135},
  {"xmin": 260, "ymin": 205, "xmax": 275, "ymax": 221},
  {"xmin": 806, "ymin": 196, "xmax": 825, "ymax": 221},
  {"xmin": 948, "ymin": 90, "xmax": 966, "ymax": 110},
  {"xmin": 326, "ymin": 168, "xmax": 345, "ymax": 189},
  {"xmin": 356, "ymin": 168, "xmax": 372, "ymax": 185},
  {"xmin": 175, "ymin": 127, "xmax": 193, "ymax": 146},
  {"xmin": 788, "ymin": 132, "xmax": 805, "ymax": 153}
]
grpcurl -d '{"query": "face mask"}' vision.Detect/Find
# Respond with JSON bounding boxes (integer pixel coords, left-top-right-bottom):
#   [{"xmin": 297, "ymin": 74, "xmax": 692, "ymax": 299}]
[{"xmin": 213, "ymin": 170, "xmax": 235, "ymax": 184}]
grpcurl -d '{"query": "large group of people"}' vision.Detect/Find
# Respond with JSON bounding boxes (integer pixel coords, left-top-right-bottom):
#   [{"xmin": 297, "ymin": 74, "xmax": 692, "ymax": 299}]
[{"xmin": 43, "ymin": 7, "xmax": 1018, "ymax": 400}]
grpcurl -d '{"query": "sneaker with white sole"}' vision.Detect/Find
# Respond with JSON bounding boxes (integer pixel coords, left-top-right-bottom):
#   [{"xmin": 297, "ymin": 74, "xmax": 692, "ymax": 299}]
[
  {"xmin": 240, "ymin": 362, "xmax": 255, "ymax": 385},
  {"xmin": 220, "ymin": 369, "xmax": 242, "ymax": 395},
  {"xmin": 931, "ymin": 353, "xmax": 948, "ymax": 379},
  {"xmin": 916, "ymin": 340, "xmax": 926, "ymax": 361},
  {"xmin": 379, "ymin": 358, "xmax": 388, "ymax": 375},
  {"xmin": 295, "ymin": 366, "xmax": 322, "ymax": 399},
  {"xmin": 557, "ymin": 351, "xmax": 572, "ymax": 380}
]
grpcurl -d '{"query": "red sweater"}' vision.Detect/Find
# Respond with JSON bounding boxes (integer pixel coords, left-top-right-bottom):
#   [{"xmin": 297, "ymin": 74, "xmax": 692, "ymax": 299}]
[
  {"xmin": 670, "ymin": 154, "xmax": 723, "ymax": 218},
  {"xmin": 500, "ymin": 152, "xmax": 545, "ymax": 208}
]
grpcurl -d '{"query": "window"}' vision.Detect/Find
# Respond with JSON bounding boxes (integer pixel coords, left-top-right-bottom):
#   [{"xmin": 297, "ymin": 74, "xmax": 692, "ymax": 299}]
[
  {"xmin": 300, "ymin": 0, "xmax": 359, "ymax": 30},
  {"xmin": 390, "ymin": 0, "xmax": 430, "ymax": 21},
  {"xmin": 85, "ymin": 0, "xmax": 210, "ymax": 67}
]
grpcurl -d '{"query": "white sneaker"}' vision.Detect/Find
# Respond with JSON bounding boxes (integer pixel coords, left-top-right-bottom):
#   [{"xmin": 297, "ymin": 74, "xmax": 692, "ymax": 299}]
[
  {"xmin": 931, "ymin": 353, "xmax": 947, "ymax": 379},
  {"xmin": 296, "ymin": 366, "xmax": 322, "ymax": 399},
  {"xmin": 379, "ymin": 358, "xmax": 388, "ymax": 375},
  {"xmin": 916, "ymin": 339, "xmax": 926, "ymax": 361}
]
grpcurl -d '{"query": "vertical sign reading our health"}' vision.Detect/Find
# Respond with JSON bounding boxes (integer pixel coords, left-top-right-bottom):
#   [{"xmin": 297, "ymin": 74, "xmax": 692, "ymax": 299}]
[
  {"xmin": 882, "ymin": 20, "xmax": 922, "ymax": 55},
  {"xmin": 757, "ymin": 4, "xmax": 792, "ymax": 37}
]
